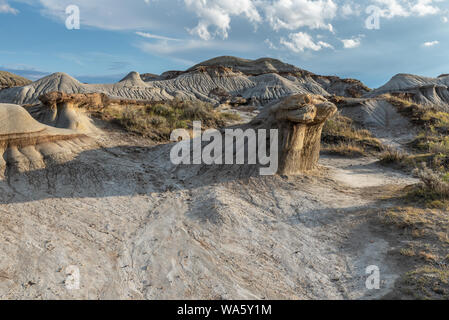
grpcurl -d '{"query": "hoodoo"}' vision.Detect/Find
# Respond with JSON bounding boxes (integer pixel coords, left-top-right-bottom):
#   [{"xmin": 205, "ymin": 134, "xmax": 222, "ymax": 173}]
[
  {"xmin": 254, "ymin": 94, "xmax": 337, "ymax": 175},
  {"xmin": 274, "ymin": 95, "xmax": 337, "ymax": 174}
]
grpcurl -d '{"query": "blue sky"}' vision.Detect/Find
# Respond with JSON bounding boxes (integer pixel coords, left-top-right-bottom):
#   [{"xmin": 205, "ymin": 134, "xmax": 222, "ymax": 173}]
[{"xmin": 1, "ymin": 0, "xmax": 449, "ymax": 88}]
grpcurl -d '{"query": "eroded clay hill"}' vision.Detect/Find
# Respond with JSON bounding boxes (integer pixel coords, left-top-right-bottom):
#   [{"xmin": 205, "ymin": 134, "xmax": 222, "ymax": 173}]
[
  {"xmin": 331, "ymin": 97, "xmax": 417, "ymax": 149},
  {"xmin": 366, "ymin": 73, "xmax": 449, "ymax": 110},
  {"xmin": 0, "ymin": 56, "xmax": 370, "ymax": 106}
]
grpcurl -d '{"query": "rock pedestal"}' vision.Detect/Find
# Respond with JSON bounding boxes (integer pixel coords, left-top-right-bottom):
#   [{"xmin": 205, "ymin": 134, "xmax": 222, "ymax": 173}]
[{"xmin": 259, "ymin": 94, "xmax": 337, "ymax": 175}]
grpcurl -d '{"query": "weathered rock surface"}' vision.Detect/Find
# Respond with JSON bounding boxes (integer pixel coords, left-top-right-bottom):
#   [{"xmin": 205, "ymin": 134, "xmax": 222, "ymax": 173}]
[
  {"xmin": 263, "ymin": 94, "xmax": 337, "ymax": 174},
  {"xmin": 26, "ymin": 92, "xmax": 109, "ymax": 134},
  {"xmin": 0, "ymin": 103, "xmax": 92, "ymax": 176},
  {"xmin": 0, "ymin": 88, "xmax": 417, "ymax": 300},
  {"xmin": 140, "ymin": 73, "xmax": 161, "ymax": 82},
  {"xmin": 38, "ymin": 91, "xmax": 110, "ymax": 109},
  {"xmin": 169, "ymin": 94, "xmax": 336, "ymax": 176}
]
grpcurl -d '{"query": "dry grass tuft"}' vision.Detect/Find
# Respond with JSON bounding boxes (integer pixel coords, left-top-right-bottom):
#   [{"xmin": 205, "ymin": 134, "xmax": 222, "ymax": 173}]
[
  {"xmin": 321, "ymin": 113, "xmax": 382, "ymax": 156},
  {"xmin": 380, "ymin": 148, "xmax": 408, "ymax": 164},
  {"xmin": 408, "ymin": 165, "xmax": 449, "ymax": 207},
  {"xmin": 401, "ymin": 265, "xmax": 449, "ymax": 299}
]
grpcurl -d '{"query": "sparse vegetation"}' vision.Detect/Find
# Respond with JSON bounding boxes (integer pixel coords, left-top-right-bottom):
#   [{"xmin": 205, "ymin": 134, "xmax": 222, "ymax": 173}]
[
  {"xmin": 380, "ymin": 204, "xmax": 449, "ymax": 299},
  {"xmin": 94, "ymin": 99, "xmax": 240, "ymax": 141},
  {"xmin": 380, "ymin": 148, "xmax": 408, "ymax": 164},
  {"xmin": 369, "ymin": 95, "xmax": 449, "ymax": 299},
  {"xmin": 380, "ymin": 95, "xmax": 449, "ymax": 201},
  {"xmin": 385, "ymin": 95, "xmax": 449, "ymax": 170},
  {"xmin": 378, "ymin": 147, "xmax": 424, "ymax": 170},
  {"xmin": 379, "ymin": 161, "xmax": 449, "ymax": 299},
  {"xmin": 321, "ymin": 113, "xmax": 382, "ymax": 156},
  {"xmin": 403, "ymin": 165, "xmax": 449, "ymax": 209},
  {"xmin": 402, "ymin": 265, "xmax": 449, "ymax": 299}
]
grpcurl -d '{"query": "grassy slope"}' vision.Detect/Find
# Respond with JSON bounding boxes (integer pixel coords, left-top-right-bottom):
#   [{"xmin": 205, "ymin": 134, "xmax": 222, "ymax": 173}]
[
  {"xmin": 373, "ymin": 95, "xmax": 449, "ymax": 299},
  {"xmin": 321, "ymin": 113, "xmax": 383, "ymax": 157},
  {"xmin": 91, "ymin": 99, "xmax": 240, "ymax": 141}
]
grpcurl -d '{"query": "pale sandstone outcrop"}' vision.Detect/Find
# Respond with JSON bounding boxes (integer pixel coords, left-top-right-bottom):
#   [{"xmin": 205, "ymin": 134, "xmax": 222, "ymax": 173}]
[
  {"xmin": 38, "ymin": 91, "xmax": 110, "ymax": 109},
  {"xmin": 32, "ymin": 92, "xmax": 109, "ymax": 133},
  {"xmin": 0, "ymin": 103, "xmax": 92, "ymax": 177}
]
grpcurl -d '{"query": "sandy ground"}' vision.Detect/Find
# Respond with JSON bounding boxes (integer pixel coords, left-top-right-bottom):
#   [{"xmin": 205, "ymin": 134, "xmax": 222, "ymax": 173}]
[{"xmin": 0, "ymin": 123, "xmax": 418, "ymax": 299}]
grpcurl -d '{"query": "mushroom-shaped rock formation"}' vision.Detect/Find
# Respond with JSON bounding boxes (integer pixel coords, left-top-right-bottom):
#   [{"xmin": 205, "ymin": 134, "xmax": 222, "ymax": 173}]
[
  {"xmin": 33, "ymin": 92, "xmax": 110, "ymax": 133},
  {"xmin": 0, "ymin": 103, "xmax": 92, "ymax": 176},
  {"xmin": 254, "ymin": 94, "xmax": 337, "ymax": 175}
]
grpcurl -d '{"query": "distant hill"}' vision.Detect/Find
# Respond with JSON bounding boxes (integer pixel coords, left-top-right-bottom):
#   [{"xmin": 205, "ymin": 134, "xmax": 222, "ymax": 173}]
[
  {"xmin": 0, "ymin": 71, "xmax": 32, "ymax": 90},
  {"xmin": 365, "ymin": 73, "xmax": 449, "ymax": 110},
  {"xmin": 0, "ymin": 56, "xmax": 371, "ymax": 105}
]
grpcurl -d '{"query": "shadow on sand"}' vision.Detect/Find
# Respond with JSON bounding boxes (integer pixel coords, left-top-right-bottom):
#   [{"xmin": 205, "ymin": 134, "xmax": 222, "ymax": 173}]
[{"xmin": 0, "ymin": 143, "xmax": 264, "ymax": 204}]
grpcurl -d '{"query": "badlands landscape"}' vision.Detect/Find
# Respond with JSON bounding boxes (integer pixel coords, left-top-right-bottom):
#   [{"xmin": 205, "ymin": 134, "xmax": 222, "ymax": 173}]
[{"xmin": 0, "ymin": 56, "xmax": 448, "ymax": 300}]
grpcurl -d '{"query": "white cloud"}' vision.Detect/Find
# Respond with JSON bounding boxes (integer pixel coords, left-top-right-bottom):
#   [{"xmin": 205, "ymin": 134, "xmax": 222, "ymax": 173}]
[
  {"xmin": 184, "ymin": 0, "xmax": 261, "ymax": 40},
  {"xmin": 135, "ymin": 32, "xmax": 180, "ymax": 41},
  {"xmin": 423, "ymin": 40, "xmax": 439, "ymax": 47},
  {"xmin": 341, "ymin": 3, "xmax": 361, "ymax": 17},
  {"xmin": 264, "ymin": 38, "xmax": 278, "ymax": 49},
  {"xmin": 29, "ymin": 0, "xmax": 163, "ymax": 30},
  {"xmin": 341, "ymin": 38, "xmax": 361, "ymax": 48},
  {"xmin": 373, "ymin": 0, "xmax": 441, "ymax": 18},
  {"xmin": 374, "ymin": 0, "xmax": 410, "ymax": 18},
  {"xmin": 281, "ymin": 32, "xmax": 334, "ymax": 52},
  {"xmin": 9, "ymin": 0, "xmax": 447, "ymax": 64},
  {"xmin": 138, "ymin": 38, "xmax": 256, "ymax": 55},
  {"xmin": 0, "ymin": 0, "xmax": 18, "ymax": 14},
  {"xmin": 264, "ymin": 0, "xmax": 337, "ymax": 32},
  {"xmin": 411, "ymin": 0, "xmax": 440, "ymax": 16}
]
